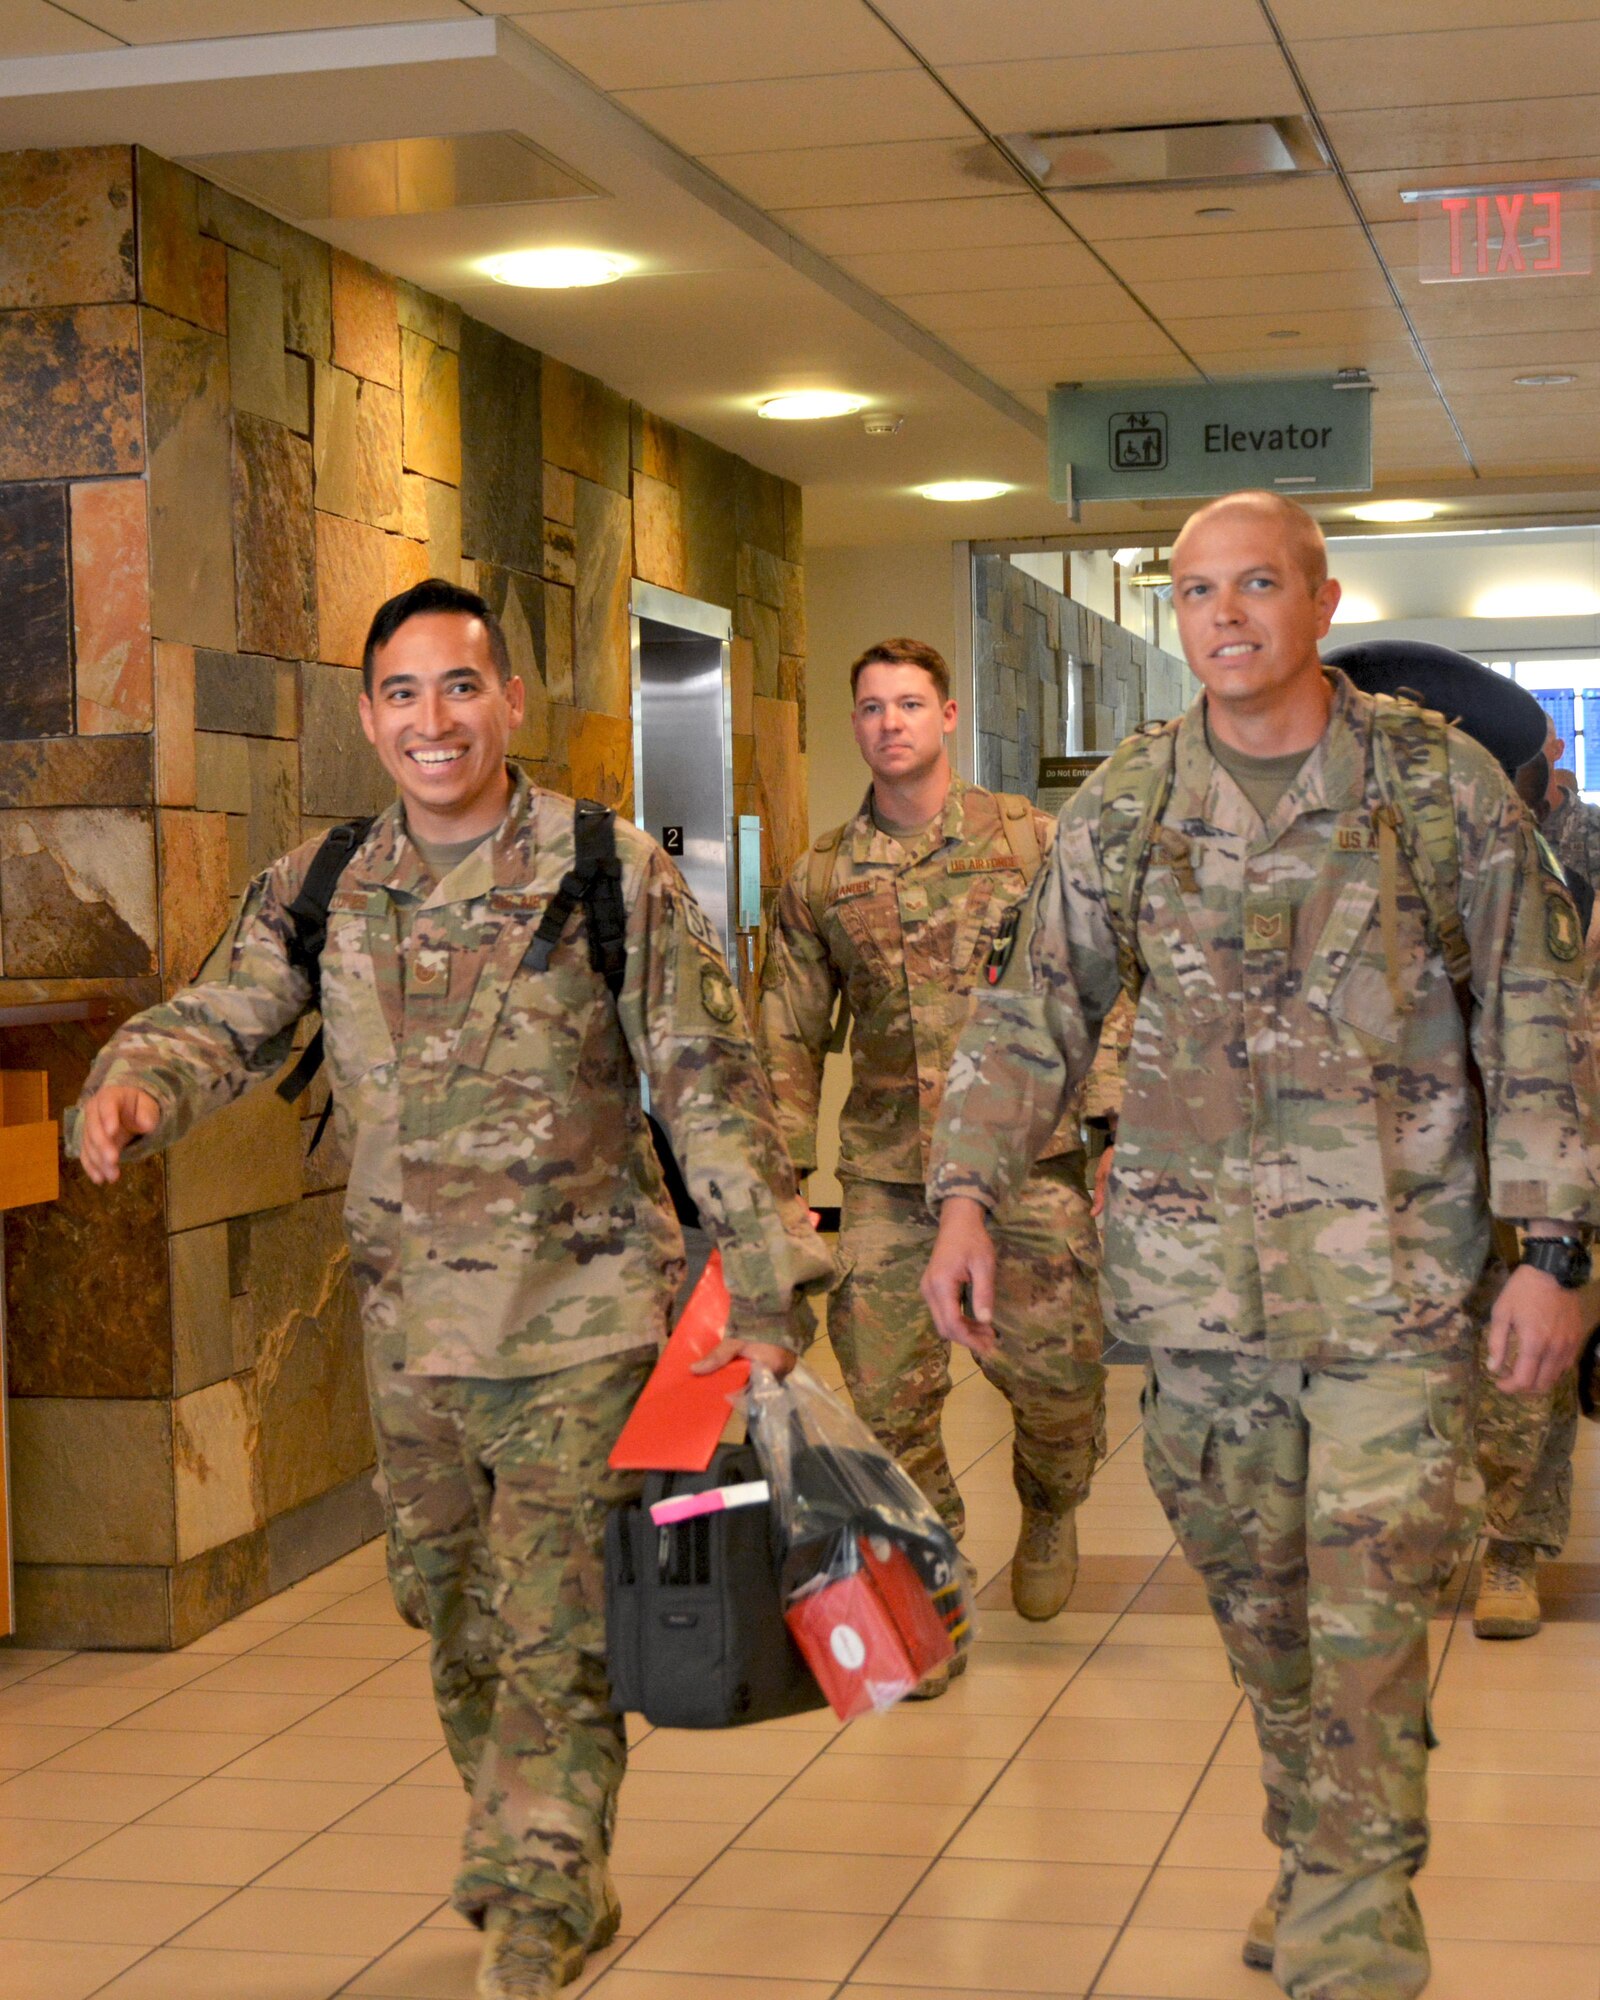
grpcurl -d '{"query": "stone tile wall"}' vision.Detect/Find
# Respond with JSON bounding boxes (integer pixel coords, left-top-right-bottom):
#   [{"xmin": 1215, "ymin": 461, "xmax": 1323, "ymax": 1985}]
[
  {"xmin": 973, "ymin": 554, "xmax": 1195, "ymax": 796},
  {"xmin": 0, "ymin": 146, "xmax": 808, "ymax": 1649}
]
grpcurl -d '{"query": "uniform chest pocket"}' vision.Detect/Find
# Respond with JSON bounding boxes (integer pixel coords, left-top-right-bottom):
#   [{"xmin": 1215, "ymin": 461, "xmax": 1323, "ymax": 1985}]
[
  {"xmin": 1138, "ymin": 865, "xmax": 1231, "ymax": 1019},
  {"xmin": 319, "ymin": 911, "xmax": 395, "ymax": 1091},
  {"xmin": 951, "ymin": 870, "xmax": 1026, "ymax": 979},
  {"xmin": 828, "ymin": 885, "xmax": 898, "ymax": 978},
  {"xmin": 473, "ymin": 957, "xmax": 597, "ymax": 1105},
  {"xmin": 1302, "ymin": 876, "xmax": 1428, "ymax": 1046}
]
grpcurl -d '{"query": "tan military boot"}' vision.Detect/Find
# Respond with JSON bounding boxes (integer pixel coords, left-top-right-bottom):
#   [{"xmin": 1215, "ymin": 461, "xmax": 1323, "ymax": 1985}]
[
  {"xmin": 905, "ymin": 1648, "xmax": 969, "ymax": 1701},
  {"xmin": 1473, "ymin": 1541, "xmax": 1541, "ymax": 1639},
  {"xmin": 1011, "ymin": 1506, "xmax": 1080, "ymax": 1621},
  {"xmin": 1243, "ymin": 1894, "xmax": 1276, "ymax": 1970},
  {"xmin": 476, "ymin": 1909, "xmax": 585, "ymax": 1999}
]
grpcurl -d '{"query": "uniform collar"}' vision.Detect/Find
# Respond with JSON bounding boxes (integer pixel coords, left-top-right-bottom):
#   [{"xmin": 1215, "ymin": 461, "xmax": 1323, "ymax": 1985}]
[
  {"xmin": 847, "ymin": 775, "xmax": 968, "ymax": 865},
  {"xmin": 349, "ymin": 766, "xmax": 535, "ymax": 904},
  {"xmin": 1172, "ymin": 667, "xmax": 1368, "ymax": 836}
]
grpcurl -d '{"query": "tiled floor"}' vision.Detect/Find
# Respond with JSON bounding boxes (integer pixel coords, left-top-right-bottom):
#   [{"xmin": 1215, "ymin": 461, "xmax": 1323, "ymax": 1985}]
[{"xmin": 1, "ymin": 1342, "xmax": 1597, "ymax": 2000}]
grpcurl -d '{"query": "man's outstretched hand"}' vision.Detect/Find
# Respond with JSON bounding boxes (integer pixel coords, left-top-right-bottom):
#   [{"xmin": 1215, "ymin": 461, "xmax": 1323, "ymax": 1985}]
[
  {"xmin": 77, "ymin": 1086, "xmax": 160, "ymax": 1185},
  {"xmin": 921, "ymin": 1194, "xmax": 999, "ymax": 1357}
]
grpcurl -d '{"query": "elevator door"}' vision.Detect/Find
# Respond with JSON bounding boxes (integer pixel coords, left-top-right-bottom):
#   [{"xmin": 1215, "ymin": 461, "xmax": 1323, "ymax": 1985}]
[{"xmin": 630, "ymin": 582, "xmax": 735, "ymax": 958}]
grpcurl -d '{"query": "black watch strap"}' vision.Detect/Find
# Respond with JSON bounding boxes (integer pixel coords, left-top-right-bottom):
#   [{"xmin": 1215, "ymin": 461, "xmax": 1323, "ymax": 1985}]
[{"xmin": 1521, "ymin": 1235, "xmax": 1593, "ymax": 1290}]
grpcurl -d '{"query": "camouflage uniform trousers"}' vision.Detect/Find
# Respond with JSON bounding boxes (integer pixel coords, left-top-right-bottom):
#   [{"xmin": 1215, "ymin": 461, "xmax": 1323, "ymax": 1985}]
[
  {"xmin": 1474, "ymin": 1341, "xmax": 1579, "ymax": 1560},
  {"xmin": 829, "ymin": 1157, "xmax": 1106, "ymax": 1541},
  {"xmin": 1143, "ymin": 1346, "xmax": 1479, "ymax": 2000},
  {"xmin": 367, "ymin": 1325, "xmax": 654, "ymax": 1942}
]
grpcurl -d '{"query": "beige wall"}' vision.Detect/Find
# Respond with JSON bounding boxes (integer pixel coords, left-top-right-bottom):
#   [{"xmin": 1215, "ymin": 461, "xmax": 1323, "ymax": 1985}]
[{"xmin": 801, "ymin": 541, "xmax": 961, "ymax": 1203}]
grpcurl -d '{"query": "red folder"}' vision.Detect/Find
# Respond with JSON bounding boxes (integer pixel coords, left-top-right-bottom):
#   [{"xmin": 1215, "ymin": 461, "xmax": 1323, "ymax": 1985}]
[{"xmin": 608, "ymin": 1251, "xmax": 747, "ymax": 1471}]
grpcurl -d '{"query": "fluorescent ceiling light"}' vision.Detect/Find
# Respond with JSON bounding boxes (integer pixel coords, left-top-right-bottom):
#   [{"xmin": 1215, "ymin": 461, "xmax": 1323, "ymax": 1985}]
[
  {"xmin": 483, "ymin": 248, "xmax": 628, "ymax": 288},
  {"xmin": 920, "ymin": 480, "xmax": 1010, "ymax": 502},
  {"xmin": 1470, "ymin": 582, "xmax": 1600, "ymax": 619},
  {"xmin": 757, "ymin": 392, "xmax": 866, "ymax": 421},
  {"xmin": 1348, "ymin": 500, "xmax": 1440, "ymax": 523}
]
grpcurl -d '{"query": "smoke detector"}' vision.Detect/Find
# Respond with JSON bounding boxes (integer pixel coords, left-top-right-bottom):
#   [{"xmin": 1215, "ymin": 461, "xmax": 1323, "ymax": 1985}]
[{"xmin": 862, "ymin": 413, "xmax": 905, "ymax": 437}]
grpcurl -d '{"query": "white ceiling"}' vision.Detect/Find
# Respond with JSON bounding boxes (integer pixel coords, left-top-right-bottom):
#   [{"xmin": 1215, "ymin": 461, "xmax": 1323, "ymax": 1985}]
[{"xmin": 2, "ymin": 0, "xmax": 1600, "ymax": 546}]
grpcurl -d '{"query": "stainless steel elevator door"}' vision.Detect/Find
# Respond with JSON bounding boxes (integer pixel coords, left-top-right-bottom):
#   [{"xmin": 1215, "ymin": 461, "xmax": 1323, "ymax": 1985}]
[{"xmin": 630, "ymin": 584, "xmax": 735, "ymax": 960}]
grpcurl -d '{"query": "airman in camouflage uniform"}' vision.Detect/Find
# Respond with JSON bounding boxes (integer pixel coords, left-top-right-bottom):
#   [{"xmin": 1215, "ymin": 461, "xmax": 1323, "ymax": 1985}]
[
  {"xmin": 759, "ymin": 638, "xmax": 1105, "ymax": 1632},
  {"xmin": 73, "ymin": 580, "xmax": 833, "ymax": 2000},
  {"xmin": 924, "ymin": 496, "xmax": 1600, "ymax": 2000}
]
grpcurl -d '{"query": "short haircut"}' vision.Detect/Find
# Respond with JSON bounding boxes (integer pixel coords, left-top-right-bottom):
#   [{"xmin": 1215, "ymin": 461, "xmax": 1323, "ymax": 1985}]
[
  {"xmin": 849, "ymin": 637, "xmax": 952, "ymax": 703},
  {"xmin": 1173, "ymin": 489, "xmax": 1329, "ymax": 592},
  {"xmin": 361, "ymin": 578, "xmax": 513, "ymax": 692}
]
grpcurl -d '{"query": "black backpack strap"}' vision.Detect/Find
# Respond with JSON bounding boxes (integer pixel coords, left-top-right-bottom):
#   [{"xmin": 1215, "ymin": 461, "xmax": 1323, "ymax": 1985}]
[
  {"xmin": 523, "ymin": 798, "xmax": 626, "ymax": 993},
  {"xmin": 275, "ymin": 817, "xmax": 375, "ymax": 1142}
]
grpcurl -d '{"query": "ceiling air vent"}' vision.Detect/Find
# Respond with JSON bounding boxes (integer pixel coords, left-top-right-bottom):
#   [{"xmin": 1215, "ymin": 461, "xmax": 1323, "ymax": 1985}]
[
  {"xmin": 183, "ymin": 131, "xmax": 603, "ymax": 224},
  {"xmin": 1000, "ymin": 119, "xmax": 1327, "ymax": 195}
]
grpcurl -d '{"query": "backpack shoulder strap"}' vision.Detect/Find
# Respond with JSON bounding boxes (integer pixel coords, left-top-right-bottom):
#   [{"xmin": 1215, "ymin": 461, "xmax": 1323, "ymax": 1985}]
[
  {"xmin": 275, "ymin": 815, "xmax": 376, "ymax": 1126},
  {"xmin": 523, "ymin": 797, "xmax": 627, "ymax": 995},
  {"xmin": 1367, "ymin": 696, "xmax": 1471, "ymax": 994},
  {"xmin": 992, "ymin": 791, "xmax": 1045, "ymax": 881},
  {"xmin": 805, "ymin": 826, "xmax": 844, "ymax": 933},
  {"xmin": 1096, "ymin": 721, "xmax": 1181, "ymax": 1006},
  {"xmin": 281, "ymin": 817, "xmax": 376, "ymax": 1000}
]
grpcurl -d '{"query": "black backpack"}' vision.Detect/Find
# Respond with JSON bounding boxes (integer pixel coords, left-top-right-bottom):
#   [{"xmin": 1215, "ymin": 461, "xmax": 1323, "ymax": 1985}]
[
  {"xmin": 604, "ymin": 1442, "xmax": 825, "ymax": 1727},
  {"xmin": 275, "ymin": 801, "xmax": 699, "ymax": 1223}
]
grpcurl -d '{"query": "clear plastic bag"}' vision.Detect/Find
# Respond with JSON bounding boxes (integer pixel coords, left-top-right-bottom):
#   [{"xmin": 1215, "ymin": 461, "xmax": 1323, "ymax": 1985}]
[{"xmin": 744, "ymin": 1361, "xmax": 974, "ymax": 1718}]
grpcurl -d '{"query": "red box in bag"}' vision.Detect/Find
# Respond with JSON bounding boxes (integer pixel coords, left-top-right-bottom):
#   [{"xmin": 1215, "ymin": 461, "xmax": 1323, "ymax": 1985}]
[{"xmin": 784, "ymin": 1536, "xmax": 955, "ymax": 1720}]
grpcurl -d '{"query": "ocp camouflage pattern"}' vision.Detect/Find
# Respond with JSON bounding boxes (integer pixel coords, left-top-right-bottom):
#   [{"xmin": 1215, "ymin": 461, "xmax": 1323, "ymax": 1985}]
[
  {"xmin": 931, "ymin": 671, "xmax": 1600, "ymax": 1362},
  {"xmin": 71, "ymin": 769, "xmax": 834, "ymax": 1375}
]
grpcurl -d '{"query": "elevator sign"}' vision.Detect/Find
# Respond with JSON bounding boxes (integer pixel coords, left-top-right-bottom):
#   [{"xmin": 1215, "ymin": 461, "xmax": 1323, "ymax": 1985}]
[
  {"xmin": 1048, "ymin": 377, "xmax": 1371, "ymax": 504},
  {"xmin": 1407, "ymin": 185, "xmax": 1593, "ymax": 282}
]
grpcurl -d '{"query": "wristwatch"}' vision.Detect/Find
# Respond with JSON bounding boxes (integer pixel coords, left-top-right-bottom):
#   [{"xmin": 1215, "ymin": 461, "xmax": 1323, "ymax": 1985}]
[{"xmin": 1521, "ymin": 1235, "xmax": 1593, "ymax": 1290}]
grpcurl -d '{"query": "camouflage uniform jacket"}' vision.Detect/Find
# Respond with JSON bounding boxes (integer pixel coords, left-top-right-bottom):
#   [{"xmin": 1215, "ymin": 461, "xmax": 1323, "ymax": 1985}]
[
  {"xmin": 758, "ymin": 779, "xmax": 1081, "ymax": 1186},
  {"xmin": 930, "ymin": 673, "xmax": 1600, "ymax": 1363},
  {"xmin": 1546, "ymin": 786, "xmax": 1600, "ymax": 891},
  {"xmin": 74, "ymin": 770, "xmax": 834, "ymax": 1378}
]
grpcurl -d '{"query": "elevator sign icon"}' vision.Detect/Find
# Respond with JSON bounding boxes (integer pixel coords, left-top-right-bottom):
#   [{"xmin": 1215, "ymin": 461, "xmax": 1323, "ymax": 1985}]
[{"xmin": 1110, "ymin": 411, "xmax": 1167, "ymax": 472}]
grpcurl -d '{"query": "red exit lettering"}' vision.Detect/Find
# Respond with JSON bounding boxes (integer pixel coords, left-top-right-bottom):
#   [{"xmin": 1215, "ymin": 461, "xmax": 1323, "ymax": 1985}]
[{"xmin": 1427, "ymin": 189, "xmax": 1588, "ymax": 283}]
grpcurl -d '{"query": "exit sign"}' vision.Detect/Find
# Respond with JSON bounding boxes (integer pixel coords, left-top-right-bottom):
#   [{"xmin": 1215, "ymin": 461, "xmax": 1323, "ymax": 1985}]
[{"xmin": 1406, "ymin": 184, "xmax": 1594, "ymax": 283}]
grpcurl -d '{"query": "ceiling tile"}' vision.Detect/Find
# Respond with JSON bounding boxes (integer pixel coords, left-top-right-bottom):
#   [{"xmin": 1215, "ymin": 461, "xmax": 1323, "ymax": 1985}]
[
  {"xmin": 700, "ymin": 138, "xmax": 1019, "ymax": 210},
  {"xmin": 1325, "ymin": 97, "xmax": 1600, "ymax": 174},
  {"xmin": 0, "ymin": 2, "xmax": 120, "ymax": 52},
  {"xmin": 1425, "ymin": 327, "xmax": 1600, "ymax": 370},
  {"xmin": 870, "ymin": 0, "xmax": 1270, "ymax": 65},
  {"xmin": 1193, "ymin": 340, "xmax": 1425, "ymax": 377},
  {"xmin": 938, "ymin": 46, "xmax": 1303, "ymax": 135},
  {"xmin": 58, "ymin": 0, "xmax": 473, "ymax": 36},
  {"xmin": 1276, "ymin": 0, "xmax": 1600, "ymax": 34},
  {"xmin": 1298, "ymin": 23, "xmax": 1600, "ymax": 113},
  {"xmin": 614, "ymin": 69, "xmax": 970, "ymax": 154},
  {"xmin": 1170, "ymin": 306, "xmax": 1414, "ymax": 355},
  {"xmin": 894, "ymin": 285, "xmax": 1151, "ymax": 334},
  {"xmin": 1398, "ymin": 281, "xmax": 1600, "ymax": 338},
  {"xmin": 514, "ymin": 0, "xmax": 914, "ymax": 90},
  {"xmin": 1053, "ymin": 176, "xmax": 1357, "ymax": 242},
  {"xmin": 835, "ymin": 240, "xmax": 1110, "ymax": 294},
  {"xmin": 1102, "ymin": 226, "xmax": 1381, "ymax": 284},
  {"xmin": 1134, "ymin": 268, "xmax": 1397, "ymax": 320},
  {"xmin": 774, "ymin": 194, "xmax": 1066, "ymax": 257},
  {"xmin": 952, "ymin": 320, "xmax": 1186, "ymax": 369},
  {"xmin": 1437, "ymin": 362, "xmax": 1600, "ymax": 394},
  {"xmin": 986, "ymin": 353, "xmax": 1201, "ymax": 393}
]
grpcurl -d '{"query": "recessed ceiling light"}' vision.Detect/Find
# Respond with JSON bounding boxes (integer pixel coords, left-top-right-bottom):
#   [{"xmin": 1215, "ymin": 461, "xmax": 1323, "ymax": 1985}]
[
  {"xmin": 1265, "ymin": 328, "xmax": 1302, "ymax": 340},
  {"xmin": 1512, "ymin": 372, "xmax": 1578, "ymax": 387},
  {"xmin": 757, "ymin": 391, "xmax": 866, "ymax": 420},
  {"xmin": 920, "ymin": 480, "xmax": 1010, "ymax": 502},
  {"xmin": 1195, "ymin": 205, "xmax": 1235, "ymax": 217},
  {"xmin": 481, "ymin": 248, "xmax": 628, "ymax": 288},
  {"xmin": 1348, "ymin": 500, "xmax": 1440, "ymax": 523}
]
